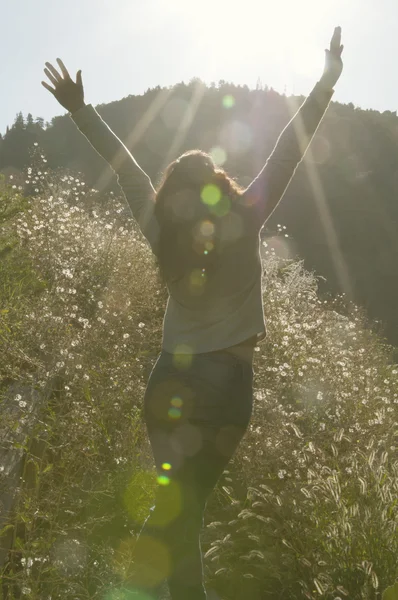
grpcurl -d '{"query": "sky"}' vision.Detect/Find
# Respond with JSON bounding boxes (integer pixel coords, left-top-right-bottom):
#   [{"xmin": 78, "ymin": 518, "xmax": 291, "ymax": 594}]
[{"xmin": 1, "ymin": 0, "xmax": 397, "ymax": 135}]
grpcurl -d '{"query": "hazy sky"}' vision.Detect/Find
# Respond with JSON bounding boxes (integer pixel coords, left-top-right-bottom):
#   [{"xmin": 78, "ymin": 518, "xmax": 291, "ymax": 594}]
[{"xmin": 1, "ymin": 0, "xmax": 397, "ymax": 134}]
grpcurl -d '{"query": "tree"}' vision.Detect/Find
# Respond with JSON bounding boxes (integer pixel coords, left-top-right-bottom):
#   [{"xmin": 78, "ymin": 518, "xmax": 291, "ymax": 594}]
[
  {"xmin": 13, "ymin": 112, "xmax": 25, "ymax": 130},
  {"xmin": 35, "ymin": 117, "xmax": 45, "ymax": 130},
  {"xmin": 26, "ymin": 113, "xmax": 35, "ymax": 131}
]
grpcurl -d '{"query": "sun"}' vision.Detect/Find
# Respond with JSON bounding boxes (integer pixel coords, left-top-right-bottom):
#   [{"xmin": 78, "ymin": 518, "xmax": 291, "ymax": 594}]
[{"xmin": 160, "ymin": 0, "xmax": 328, "ymax": 82}]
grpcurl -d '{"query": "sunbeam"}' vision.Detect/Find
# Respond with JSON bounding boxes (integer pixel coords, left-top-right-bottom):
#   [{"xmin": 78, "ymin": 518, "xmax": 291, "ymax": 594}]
[
  {"xmin": 160, "ymin": 81, "xmax": 207, "ymax": 173},
  {"xmin": 92, "ymin": 87, "xmax": 174, "ymax": 194},
  {"xmin": 283, "ymin": 95, "xmax": 354, "ymax": 301}
]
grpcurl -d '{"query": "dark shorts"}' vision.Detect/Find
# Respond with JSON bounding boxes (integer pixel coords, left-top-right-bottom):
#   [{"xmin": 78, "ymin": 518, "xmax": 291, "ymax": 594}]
[{"xmin": 144, "ymin": 349, "xmax": 254, "ymax": 477}]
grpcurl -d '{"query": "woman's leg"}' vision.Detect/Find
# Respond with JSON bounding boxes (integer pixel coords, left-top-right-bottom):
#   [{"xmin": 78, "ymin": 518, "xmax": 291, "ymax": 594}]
[{"xmin": 130, "ymin": 351, "xmax": 253, "ymax": 600}]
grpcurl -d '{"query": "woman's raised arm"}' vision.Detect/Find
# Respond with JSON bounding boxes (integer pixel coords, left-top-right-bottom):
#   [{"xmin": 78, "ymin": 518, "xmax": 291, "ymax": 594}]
[
  {"xmin": 42, "ymin": 59, "xmax": 158, "ymax": 248},
  {"xmin": 242, "ymin": 27, "xmax": 344, "ymax": 229}
]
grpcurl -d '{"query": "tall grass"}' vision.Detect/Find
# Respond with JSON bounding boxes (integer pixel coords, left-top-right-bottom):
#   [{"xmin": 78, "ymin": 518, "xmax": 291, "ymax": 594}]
[{"xmin": 0, "ymin": 158, "xmax": 397, "ymax": 599}]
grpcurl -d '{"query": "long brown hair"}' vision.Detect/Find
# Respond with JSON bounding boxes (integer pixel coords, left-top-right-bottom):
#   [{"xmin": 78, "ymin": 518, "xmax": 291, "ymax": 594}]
[{"xmin": 154, "ymin": 150, "xmax": 243, "ymax": 282}]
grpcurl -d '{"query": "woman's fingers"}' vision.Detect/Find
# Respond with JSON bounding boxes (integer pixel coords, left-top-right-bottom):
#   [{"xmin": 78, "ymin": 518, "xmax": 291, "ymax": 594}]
[
  {"xmin": 56, "ymin": 58, "xmax": 71, "ymax": 80},
  {"xmin": 44, "ymin": 68, "xmax": 59, "ymax": 87},
  {"xmin": 41, "ymin": 80, "xmax": 56, "ymax": 95},
  {"xmin": 330, "ymin": 26, "xmax": 342, "ymax": 54},
  {"xmin": 45, "ymin": 62, "xmax": 62, "ymax": 82},
  {"xmin": 76, "ymin": 69, "xmax": 83, "ymax": 87}
]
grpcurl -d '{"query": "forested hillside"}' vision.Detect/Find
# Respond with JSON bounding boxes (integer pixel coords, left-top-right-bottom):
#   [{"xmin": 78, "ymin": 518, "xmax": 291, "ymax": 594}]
[{"xmin": 1, "ymin": 79, "xmax": 397, "ymax": 346}]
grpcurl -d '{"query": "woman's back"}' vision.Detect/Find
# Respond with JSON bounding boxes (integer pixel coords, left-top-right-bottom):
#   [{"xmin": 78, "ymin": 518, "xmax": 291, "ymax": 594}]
[
  {"xmin": 167, "ymin": 204, "xmax": 260, "ymax": 309},
  {"xmin": 164, "ymin": 212, "xmax": 264, "ymax": 354}
]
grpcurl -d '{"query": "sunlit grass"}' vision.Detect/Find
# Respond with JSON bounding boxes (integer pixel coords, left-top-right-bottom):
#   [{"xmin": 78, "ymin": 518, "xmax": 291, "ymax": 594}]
[{"xmin": 1, "ymin": 158, "xmax": 397, "ymax": 599}]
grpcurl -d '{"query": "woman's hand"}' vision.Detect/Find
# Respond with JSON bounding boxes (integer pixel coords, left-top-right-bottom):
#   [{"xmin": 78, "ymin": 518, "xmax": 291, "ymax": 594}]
[
  {"xmin": 319, "ymin": 26, "xmax": 344, "ymax": 90},
  {"xmin": 42, "ymin": 58, "xmax": 85, "ymax": 114}
]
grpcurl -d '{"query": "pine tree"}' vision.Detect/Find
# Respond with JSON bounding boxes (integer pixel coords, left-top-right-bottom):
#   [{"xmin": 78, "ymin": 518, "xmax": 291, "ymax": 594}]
[
  {"xmin": 26, "ymin": 113, "xmax": 35, "ymax": 131},
  {"xmin": 13, "ymin": 112, "xmax": 25, "ymax": 130}
]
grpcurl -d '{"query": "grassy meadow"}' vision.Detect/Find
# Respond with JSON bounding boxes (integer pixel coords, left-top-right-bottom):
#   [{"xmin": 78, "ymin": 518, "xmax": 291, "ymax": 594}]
[{"xmin": 1, "ymin": 156, "xmax": 398, "ymax": 599}]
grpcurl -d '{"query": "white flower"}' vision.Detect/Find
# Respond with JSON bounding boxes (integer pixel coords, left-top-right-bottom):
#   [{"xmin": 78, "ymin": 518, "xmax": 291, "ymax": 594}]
[
  {"xmin": 19, "ymin": 400, "xmax": 27, "ymax": 408},
  {"xmin": 123, "ymin": 333, "xmax": 130, "ymax": 339}
]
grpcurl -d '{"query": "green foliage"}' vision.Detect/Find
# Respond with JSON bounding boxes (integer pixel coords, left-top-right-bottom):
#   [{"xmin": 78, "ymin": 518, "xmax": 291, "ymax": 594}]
[{"xmin": 0, "ymin": 163, "xmax": 397, "ymax": 599}]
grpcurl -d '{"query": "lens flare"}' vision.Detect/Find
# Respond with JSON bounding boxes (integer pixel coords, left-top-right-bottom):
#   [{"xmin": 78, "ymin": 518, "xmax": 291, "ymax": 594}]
[
  {"xmin": 123, "ymin": 469, "xmax": 156, "ymax": 524},
  {"xmin": 205, "ymin": 241, "xmax": 214, "ymax": 251},
  {"xmin": 125, "ymin": 534, "xmax": 171, "ymax": 588},
  {"xmin": 162, "ymin": 462, "xmax": 172, "ymax": 471},
  {"xmin": 219, "ymin": 212, "xmax": 243, "ymax": 241},
  {"xmin": 209, "ymin": 195, "xmax": 231, "ymax": 217},
  {"xmin": 222, "ymin": 95, "xmax": 235, "ymax": 108},
  {"xmin": 199, "ymin": 220, "xmax": 215, "ymax": 237},
  {"xmin": 157, "ymin": 475, "xmax": 170, "ymax": 485},
  {"xmin": 190, "ymin": 268, "xmax": 207, "ymax": 294},
  {"xmin": 168, "ymin": 407, "xmax": 182, "ymax": 419},
  {"xmin": 210, "ymin": 146, "xmax": 227, "ymax": 166},
  {"xmin": 171, "ymin": 396, "xmax": 183, "ymax": 408},
  {"xmin": 201, "ymin": 184, "xmax": 221, "ymax": 206},
  {"xmin": 220, "ymin": 120, "xmax": 253, "ymax": 155},
  {"xmin": 171, "ymin": 423, "xmax": 203, "ymax": 457},
  {"xmin": 105, "ymin": 586, "xmax": 154, "ymax": 600},
  {"xmin": 172, "ymin": 346, "xmax": 193, "ymax": 370}
]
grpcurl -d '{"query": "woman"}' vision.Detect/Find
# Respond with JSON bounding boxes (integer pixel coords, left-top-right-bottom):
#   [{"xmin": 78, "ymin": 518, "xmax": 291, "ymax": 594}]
[{"xmin": 42, "ymin": 26, "xmax": 343, "ymax": 600}]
